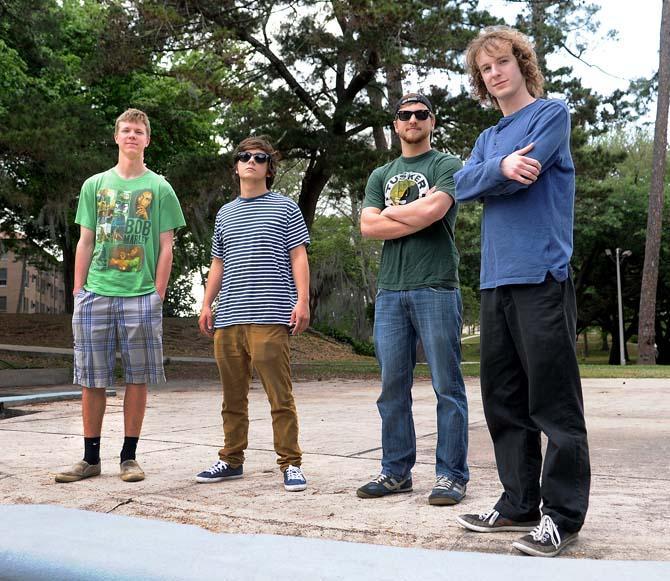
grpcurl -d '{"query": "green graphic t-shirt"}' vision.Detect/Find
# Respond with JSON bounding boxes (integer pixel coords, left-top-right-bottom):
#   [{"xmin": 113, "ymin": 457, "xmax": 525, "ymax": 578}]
[
  {"xmin": 75, "ymin": 169, "xmax": 186, "ymax": 297},
  {"xmin": 363, "ymin": 149, "xmax": 462, "ymax": 290}
]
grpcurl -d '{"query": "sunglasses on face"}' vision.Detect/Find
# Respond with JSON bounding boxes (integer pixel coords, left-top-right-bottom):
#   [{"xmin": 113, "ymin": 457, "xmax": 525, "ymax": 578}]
[
  {"xmin": 235, "ymin": 151, "xmax": 271, "ymax": 164},
  {"xmin": 396, "ymin": 109, "xmax": 432, "ymax": 122}
]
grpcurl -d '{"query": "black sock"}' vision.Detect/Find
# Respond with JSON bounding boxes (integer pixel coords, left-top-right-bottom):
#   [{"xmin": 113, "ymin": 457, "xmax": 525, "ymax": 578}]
[
  {"xmin": 120, "ymin": 437, "xmax": 139, "ymax": 463},
  {"xmin": 83, "ymin": 437, "xmax": 101, "ymax": 465}
]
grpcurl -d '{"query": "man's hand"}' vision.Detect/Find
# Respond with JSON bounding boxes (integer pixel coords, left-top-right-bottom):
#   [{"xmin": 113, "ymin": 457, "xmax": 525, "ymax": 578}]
[
  {"xmin": 501, "ymin": 143, "xmax": 541, "ymax": 185},
  {"xmin": 289, "ymin": 300, "xmax": 310, "ymax": 335},
  {"xmin": 198, "ymin": 305, "xmax": 215, "ymax": 337}
]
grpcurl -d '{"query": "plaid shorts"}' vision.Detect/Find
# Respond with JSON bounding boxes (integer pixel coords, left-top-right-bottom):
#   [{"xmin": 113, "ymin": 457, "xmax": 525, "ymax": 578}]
[{"xmin": 72, "ymin": 290, "xmax": 166, "ymax": 388}]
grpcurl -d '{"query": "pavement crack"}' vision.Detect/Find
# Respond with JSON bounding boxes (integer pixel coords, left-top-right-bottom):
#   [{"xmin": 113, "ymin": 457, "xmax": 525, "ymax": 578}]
[{"xmin": 106, "ymin": 498, "xmax": 133, "ymax": 514}]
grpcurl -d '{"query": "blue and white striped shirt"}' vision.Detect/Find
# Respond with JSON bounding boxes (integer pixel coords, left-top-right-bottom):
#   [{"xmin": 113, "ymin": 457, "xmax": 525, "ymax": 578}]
[{"xmin": 211, "ymin": 191, "xmax": 310, "ymax": 328}]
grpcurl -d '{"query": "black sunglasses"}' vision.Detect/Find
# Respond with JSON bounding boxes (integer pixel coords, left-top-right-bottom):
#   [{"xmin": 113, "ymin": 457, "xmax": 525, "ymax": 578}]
[
  {"xmin": 235, "ymin": 151, "xmax": 271, "ymax": 163},
  {"xmin": 396, "ymin": 109, "xmax": 432, "ymax": 121}
]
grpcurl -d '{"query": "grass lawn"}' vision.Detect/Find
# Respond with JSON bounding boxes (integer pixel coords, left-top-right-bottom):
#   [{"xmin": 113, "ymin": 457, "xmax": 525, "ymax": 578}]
[{"xmin": 2, "ymin": 328, "xmax": 668, "ymax": 380}]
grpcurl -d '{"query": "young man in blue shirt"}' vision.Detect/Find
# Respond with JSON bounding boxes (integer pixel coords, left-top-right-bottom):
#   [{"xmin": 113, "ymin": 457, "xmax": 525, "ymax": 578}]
[{"xmin": 454, "ymin": 27, "xmax": 590, "ymax": 557}]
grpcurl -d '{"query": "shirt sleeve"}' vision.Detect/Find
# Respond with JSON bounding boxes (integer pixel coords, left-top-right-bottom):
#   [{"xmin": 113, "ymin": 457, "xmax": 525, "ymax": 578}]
[
  {"xmin": 362, "ymin": 168, "xmax": 385, "ymax": 210},
  {"xmin": 158, "ymin": 181, "xmax": 186, "ymax": 232},
  {"xmin": 455, "ymin": 101, "xmax": 571, "ymax": 201},
  {"xmin": 74, "ymin": 178, "xmax": 98, "ymax": 230},
  {"xmin": 211, "ymin": 209, "xmax": 224, "ymax": 260},
  {"xmin": 286, "ymin": 201, "xmax": 310, "ymax": 250},
  {"xmin": 434, "ymin": 155, "xmax": 463, "ymax": 201}
]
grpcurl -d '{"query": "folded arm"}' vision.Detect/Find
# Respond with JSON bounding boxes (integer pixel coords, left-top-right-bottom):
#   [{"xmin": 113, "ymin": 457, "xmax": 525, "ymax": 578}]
[
  {"xmin": 455, "ymin": 101, "xmax": 570, "ymax": 202},
  {"xmin": 383, "ymin": 189, "xmax": 454, "ymax": 227}
]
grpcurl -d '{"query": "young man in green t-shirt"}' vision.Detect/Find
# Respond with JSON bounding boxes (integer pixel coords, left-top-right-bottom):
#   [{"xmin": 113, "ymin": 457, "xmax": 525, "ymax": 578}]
[
  {"xmin": 55, "ymin": 108, "xmax": 185, "ymax": 484},
  {"xmin": 357, "ymin": 93, "xmax": 469, "ymax": 505}
]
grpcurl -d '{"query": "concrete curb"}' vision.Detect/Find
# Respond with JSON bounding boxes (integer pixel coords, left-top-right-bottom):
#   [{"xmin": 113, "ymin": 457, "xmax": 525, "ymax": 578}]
[{"xmin": 0, "ymin": 505, "xmax": 667, "ymax": 581}]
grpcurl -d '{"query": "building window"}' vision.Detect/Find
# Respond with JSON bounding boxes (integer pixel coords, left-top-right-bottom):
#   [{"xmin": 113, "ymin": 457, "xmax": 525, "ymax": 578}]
[
  {"xmin": 0, "ymin": 268, "xmax": 7, "ymax": 286},
  {"xmin": 0, "ymin": 296, "xmax": 6, "ymax": 312},
  {"xmin": 23, "ymin": 270, "xmax": 29, "ymax": 288}
]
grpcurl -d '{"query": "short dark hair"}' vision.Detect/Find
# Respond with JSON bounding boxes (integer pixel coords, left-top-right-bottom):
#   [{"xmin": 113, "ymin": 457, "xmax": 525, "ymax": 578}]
[{"xmin": 232, "ymin": 136, "xmax": 279, "ymax": 190}]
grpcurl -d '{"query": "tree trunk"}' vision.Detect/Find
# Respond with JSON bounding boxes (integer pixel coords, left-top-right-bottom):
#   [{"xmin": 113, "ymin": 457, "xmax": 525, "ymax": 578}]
[
  {"xmin": 385, "ymin": 63, "xmax": 403, "ymax": 151},
  {"xmin": 528, "ymin": 0, "xmax": 549, "ymax": 75},
  {"xmin": 367, "ymin": 84, "xmax": 388, "ymax": 151},
  {"xmin": 62, "ymin": 239, "xmax": 76, "ymax": 314},
  {"xmin": 638, "ymin": 0, "xmax": 670, "ymax": 364},
  {"xmin": 583, "ymin": 329, "xmax": 589, "ymax": 359},
  {"xmin": 297, "ymin": 154, "xmax": 333, "ymax": 232}
]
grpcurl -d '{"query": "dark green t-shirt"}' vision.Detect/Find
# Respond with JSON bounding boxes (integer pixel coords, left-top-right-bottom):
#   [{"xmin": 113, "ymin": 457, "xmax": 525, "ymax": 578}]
[{"xmin": 363, "ymin": 149, "xmax": 462, "ymax": 290}]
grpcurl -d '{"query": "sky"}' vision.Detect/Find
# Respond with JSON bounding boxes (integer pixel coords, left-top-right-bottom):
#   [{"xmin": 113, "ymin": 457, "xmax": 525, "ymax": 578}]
[{"xmin": 479, "ymin": 0, "xmax": 662, "ymax": 103}]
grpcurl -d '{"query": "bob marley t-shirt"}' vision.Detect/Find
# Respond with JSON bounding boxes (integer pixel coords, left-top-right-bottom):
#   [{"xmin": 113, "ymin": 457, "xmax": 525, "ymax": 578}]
[{"xmin": 75, "ymin": 168, "xmax": 185, "ymax": 297}]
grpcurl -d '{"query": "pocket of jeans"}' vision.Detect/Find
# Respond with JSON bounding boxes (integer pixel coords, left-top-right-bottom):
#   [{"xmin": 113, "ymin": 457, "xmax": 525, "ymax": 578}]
[{"xmin": 427, "ymin": 286, "xmax": 456, "ymax": 294}]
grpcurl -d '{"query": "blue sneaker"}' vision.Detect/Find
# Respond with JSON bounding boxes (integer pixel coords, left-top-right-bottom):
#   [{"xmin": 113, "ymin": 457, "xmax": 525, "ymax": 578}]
[
  {"xmin": 283, "ymin": 465, "xmax": 307, "ymax": 491},
  {"xmin": 195, "ymin": 460, "xmax": 243, "ymax": 483},
  {"xmin": 428, "ymin": 475, "xmax": 466, "ymax": 505},
  {"xmin": 356, "ymin": 473, "xmax": 412, "ymax": 498}
]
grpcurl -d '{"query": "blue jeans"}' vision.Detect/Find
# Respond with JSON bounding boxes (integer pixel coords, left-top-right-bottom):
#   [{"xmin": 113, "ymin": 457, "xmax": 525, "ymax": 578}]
[{"xmin": 373, "ymin": 287, "xmax": 469, "ymax": 484}]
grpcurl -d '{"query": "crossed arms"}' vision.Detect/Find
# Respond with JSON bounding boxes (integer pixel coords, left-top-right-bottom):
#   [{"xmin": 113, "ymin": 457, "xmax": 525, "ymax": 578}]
[{"xmin": 360, "ymin": 188, "xmax": 454, "ymax": 240}]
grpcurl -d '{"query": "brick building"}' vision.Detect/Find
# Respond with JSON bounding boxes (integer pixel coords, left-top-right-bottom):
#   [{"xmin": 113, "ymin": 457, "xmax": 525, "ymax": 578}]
[{"xmin": 0, "ymin": 239, "xmax": 66, "ymax": 314}]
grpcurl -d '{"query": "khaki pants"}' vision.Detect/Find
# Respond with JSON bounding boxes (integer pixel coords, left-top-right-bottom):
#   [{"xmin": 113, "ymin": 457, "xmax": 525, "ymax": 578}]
[{"xmin": 214, "ymin": 324, "xmax": 301, "ymax": 471}]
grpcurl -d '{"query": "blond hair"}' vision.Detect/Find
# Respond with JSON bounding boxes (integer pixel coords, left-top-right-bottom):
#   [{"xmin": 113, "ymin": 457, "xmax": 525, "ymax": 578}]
[
  {"xmin": 114, "ymin": 108, "xmax": 151, "ymax": 138},
  {"xmin": 465, "ymin": 26, "xmax": 544, "ymax": 109}
]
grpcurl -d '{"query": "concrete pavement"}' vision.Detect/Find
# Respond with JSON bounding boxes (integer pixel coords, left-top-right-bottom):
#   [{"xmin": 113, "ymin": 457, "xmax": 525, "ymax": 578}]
[{"xmin": 1, "ymin": 376, "xmax": 669, "ymax": 576}]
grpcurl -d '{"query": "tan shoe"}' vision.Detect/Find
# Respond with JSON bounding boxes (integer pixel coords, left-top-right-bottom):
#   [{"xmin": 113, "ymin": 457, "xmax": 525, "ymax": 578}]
[
  {"xmin": 54, "ymin": 460, "xmax": 101, "ymax": 483},
  {"xmin": 120, "ymin": 459, "xmax": 145, "ymax": 482}
]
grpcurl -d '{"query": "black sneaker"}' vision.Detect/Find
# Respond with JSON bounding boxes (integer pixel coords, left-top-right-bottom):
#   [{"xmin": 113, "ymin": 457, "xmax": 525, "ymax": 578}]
[
  {"xmin": 428, "ymin": 475, "xmax": 466, "ymax": 505},
  {"xmin": 356, "ymin": 473, "xmax": 412, "ymax": 498},
  {"xmin": 456, "ymin": 508, "xmax": 540, "ymax": 533},
  {"xmin": 512, "ymin": 515, "xmax": 578, "ymax": 557},
  {"xmin": 195, "ymin": 460, "xmax": 243, "ymax": 483}
]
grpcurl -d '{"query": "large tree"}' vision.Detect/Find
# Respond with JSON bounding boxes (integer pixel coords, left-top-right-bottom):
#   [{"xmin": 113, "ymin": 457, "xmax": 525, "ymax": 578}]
[
  {"xmin": 638, "ymin": 0, "xmax": 670, "ymax": 364},
  {"xmin": 141, "ymin": 0, "xmax": 499, "ymax": 230},
  {"xmin": 0, "ymin": 0, "xmax": 233, "ymax": 311}
]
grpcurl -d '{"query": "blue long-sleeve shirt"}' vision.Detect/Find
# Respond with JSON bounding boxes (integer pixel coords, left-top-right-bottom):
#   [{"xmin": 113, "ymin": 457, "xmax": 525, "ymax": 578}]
[{"xmin": 454, "ymin": 98, "xmax": 575, "ymax": 289}]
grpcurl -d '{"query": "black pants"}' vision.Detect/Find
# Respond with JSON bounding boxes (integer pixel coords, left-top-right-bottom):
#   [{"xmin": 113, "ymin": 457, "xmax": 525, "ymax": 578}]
[{"xmin": 480, "ymin": 274, "xmax": 590, "ymax": 533}]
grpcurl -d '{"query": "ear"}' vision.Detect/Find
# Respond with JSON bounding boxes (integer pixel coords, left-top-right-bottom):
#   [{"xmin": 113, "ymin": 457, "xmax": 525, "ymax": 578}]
[{"xmin": 393, "ymin": 119, "xmax": 399, "ymax": 134}]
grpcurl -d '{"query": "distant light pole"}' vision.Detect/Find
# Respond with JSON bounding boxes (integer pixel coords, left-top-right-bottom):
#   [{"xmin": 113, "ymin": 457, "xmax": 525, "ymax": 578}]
[{"xmin": 605, "ymin": 248, "xmax": 632, "ymax": 366}]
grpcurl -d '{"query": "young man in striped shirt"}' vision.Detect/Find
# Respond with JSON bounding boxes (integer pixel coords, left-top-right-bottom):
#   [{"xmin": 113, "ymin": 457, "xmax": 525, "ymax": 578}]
[{"xmin": 196, "ymin": 136, "xmax": 311, "ymax": 491}]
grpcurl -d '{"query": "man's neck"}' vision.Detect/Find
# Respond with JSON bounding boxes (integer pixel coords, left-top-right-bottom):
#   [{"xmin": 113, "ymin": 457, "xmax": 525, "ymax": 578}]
[
  {"xmin": 115, "ymin": 156, "xmax": 147, "ymax": 180},
  {"xmin": 400, "ymin": 140, "xmax": 432, "ymax": 158},
  {"xmin": 499, "ymin": 91, "xmax": 537, "ymax": 117},
  {"xmin": 239, "ymin": 181, "xmax": 269, "ymax": 199}
]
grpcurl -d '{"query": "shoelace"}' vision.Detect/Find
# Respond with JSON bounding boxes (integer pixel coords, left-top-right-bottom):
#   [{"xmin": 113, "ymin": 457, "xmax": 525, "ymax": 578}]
[
  {"xmin": 479, "ymin": 509, "xmax": 500, "ymax": 524},
  {"xmin": 433, "ymin": 476, "xmax": 454, "ymax": 490},
  {"xmin": 285, "ymin": 466, "xmax": 304, "ymax": 481},
  {"xmin": 372, "ymin": 473, "xmax": 388, "ymax": 484},
  {"xmin": 530, "ymin": 515, "xmax": 561, "ymax": 548},
  {"xmin": 205, "ymin": 460, "xmax": 229, "ymax": 474}
]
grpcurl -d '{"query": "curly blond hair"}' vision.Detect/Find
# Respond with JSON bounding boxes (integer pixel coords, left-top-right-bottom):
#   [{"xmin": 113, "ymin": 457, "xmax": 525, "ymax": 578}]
[{"xmin": 465, "ymin": 26, "xmax": 544, "ymax": 109}]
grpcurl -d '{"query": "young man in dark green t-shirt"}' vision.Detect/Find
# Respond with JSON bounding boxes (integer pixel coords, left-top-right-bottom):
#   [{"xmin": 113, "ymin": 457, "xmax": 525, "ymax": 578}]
[{"xmin": 357, "ymin": 93, "xmax": 469, "ymax": 505}]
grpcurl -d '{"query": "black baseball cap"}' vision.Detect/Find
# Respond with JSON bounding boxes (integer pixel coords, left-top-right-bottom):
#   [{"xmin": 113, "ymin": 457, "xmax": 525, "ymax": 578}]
[{"xmin": 394, "ymin": 94, "xmax": 433, "ymax": 114}]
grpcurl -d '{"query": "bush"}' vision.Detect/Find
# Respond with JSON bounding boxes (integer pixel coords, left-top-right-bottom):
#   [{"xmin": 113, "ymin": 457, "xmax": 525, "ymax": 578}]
[{"xmin": 314, "ymin": 324, "xmax": 375, "ymax": 357}]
